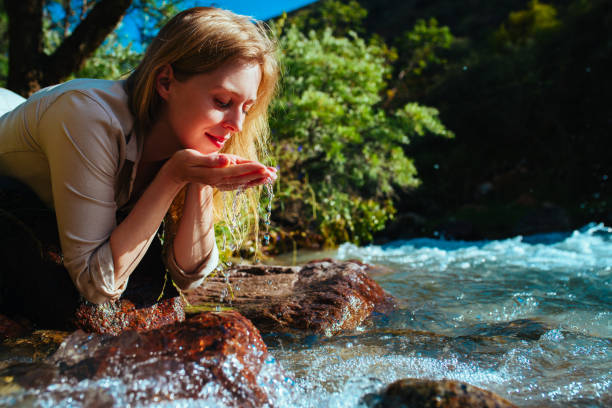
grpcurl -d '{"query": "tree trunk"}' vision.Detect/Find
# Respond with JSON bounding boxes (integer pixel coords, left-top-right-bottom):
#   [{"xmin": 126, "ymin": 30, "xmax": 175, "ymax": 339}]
[
  {"xmin": 5, "ymin": 0, "xmax": 45, "ymax": 97},
  {"xmin": 5, "ymin": 0, "xmax": 133, "ymax": 97}
]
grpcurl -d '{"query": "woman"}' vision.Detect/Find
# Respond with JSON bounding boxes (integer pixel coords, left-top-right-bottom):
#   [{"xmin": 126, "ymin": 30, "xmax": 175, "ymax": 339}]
[{"xmin": 0, "ymin": 7, "xmax": 279, "ymax": 320}]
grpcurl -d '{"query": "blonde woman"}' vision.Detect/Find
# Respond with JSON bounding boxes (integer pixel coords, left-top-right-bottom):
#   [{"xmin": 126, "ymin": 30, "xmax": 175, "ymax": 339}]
[{"xmin": 0, "ymin": 7, "xmax": 279, "ymax": 323}]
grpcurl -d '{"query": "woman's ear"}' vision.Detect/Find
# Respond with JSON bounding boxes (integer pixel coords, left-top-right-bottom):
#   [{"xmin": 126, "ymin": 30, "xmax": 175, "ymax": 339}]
[{"xmin": 155, "ymin": 64, "xmax": 174, "ymax": 101}]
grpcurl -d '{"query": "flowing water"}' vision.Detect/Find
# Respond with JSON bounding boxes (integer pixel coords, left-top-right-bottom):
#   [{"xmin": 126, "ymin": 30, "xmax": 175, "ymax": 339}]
[
  {"xmin": 267, "ymin": 222, "xmax": 612, "ymax": 407},
  {"xmin": 1, "ymin": 223, "xmax": 610, "ymax": 407}
]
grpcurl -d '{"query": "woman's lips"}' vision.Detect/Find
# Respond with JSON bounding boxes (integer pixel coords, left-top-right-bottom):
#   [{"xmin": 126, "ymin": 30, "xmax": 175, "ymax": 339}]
[{"xmin": 206, "ymin": 133, "xmax": 226, "ymax": 148}]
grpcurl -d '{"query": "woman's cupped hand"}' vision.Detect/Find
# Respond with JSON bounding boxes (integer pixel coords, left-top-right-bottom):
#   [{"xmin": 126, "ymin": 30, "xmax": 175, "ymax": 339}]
[{"xmin": 164, "ymin": 148, "xmax": 277, "ymax": 191}]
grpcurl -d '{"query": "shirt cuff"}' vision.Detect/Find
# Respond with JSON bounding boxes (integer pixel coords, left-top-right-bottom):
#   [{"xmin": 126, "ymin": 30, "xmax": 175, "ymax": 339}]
[
  {"xmin": 165, "ymin": 242, "xmax": 219, "ymax": 291},
  {"xmin": 73, "ymin": 242, "xmax": 127, "ymax": 304}
]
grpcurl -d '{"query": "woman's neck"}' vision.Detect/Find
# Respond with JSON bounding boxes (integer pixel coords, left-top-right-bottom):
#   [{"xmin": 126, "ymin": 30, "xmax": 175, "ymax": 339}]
[
  {"xmin": 141, "ymin": 114, "xmax": 181, "ymax": 163},
  {"xmin": 132, "ymin": 159, "xmax": 166, "ymax": 200}
]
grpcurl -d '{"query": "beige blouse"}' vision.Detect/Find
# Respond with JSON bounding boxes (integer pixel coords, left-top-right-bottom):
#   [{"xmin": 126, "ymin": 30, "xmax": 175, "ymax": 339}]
[{"xmin": 0, "ymin": 79, "xmax": 218, "ymax": 304}]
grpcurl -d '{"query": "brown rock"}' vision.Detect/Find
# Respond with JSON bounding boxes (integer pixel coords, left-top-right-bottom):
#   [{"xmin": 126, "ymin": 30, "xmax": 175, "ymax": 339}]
[
  {"xmin": 3, "ymin": 311, "xmax": 288, "ymax": 407},
  {"xmin": 73, "ymin": 243, "xmax": 187, "ymax": 335},
  {"xmin": 369, "ymin": 378, "xmax": 517, "ymax": 408},
  {"xmin": 0, "ymin": 330, "xmax": 69, "ymax": 364},
  {"xmin": 186, "ymin": 259, "xmax": 396, "ymax": 336},
  {"xmin": 73, "ymin": 295, "xmax": 185, "ymax": 335}
]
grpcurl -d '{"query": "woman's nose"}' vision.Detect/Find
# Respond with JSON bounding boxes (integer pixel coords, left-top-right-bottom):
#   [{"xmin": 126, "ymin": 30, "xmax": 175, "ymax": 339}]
[{"xmin": 223, "ymin": 109, "xmax": 244, "ymax": 133}]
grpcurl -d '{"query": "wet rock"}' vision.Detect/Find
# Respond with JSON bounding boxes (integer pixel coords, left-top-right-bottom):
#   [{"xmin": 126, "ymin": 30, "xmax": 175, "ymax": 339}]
[
  {"xmin": 73, "ymin": 242, "xmax": 187, "ymax": 335},
  {"xmin": 367, "ymin": 378, "xmax": 517, "ymax": 408},
  {"xmin": 186, "ymin": 259, "xmax": 396, "ymax": 336},
  {"xmin": 1, "ymin": 362, "xmax": 60, "ymax": 390},
  {"xmin": 471, "ymin": 319, "xmax": 552, "ymax": 341},
  {"xmin": 73, "ymin": 295, "xmax": 185, "ymax": 335},
  {"xmin": 0, "ymin": 330, "xmax": 69, "ymax": 363},
  {"xmin": 4, "ymin": 311, "xmax": 287, "ymax": 407}
]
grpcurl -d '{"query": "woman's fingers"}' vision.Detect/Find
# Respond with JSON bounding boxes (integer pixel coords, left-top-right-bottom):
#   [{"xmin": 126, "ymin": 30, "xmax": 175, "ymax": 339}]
[
  {"xmin": 220, "ymin": 169, "xmax": 273, "ymax": 186},
  {"xmin": 216, "ymin": 174, "xmax": 275, "ymax": 191},
  {"xmin": 245, "ymin": 176, "xmax": 272, "ymax": 188},
  {"xmin": 185, "ymin": 163, "xmax": 273, "ymax": 187},
  {"xmin": 215, "ymin": 162, "xmax": 268, "ymax": 176},
  {"xmin": 172, "ymin": 149, "xmax": 277, "ymax": 188}
]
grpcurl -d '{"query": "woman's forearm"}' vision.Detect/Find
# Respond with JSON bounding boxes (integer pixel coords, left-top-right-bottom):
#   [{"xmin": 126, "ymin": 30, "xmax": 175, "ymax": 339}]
[
  {"xmin": 171, "ymin": 183, "xmax": 216, "ymax": 273},
  {"xmin": 108, "ymin": 150, "xmax": 272, "ymax": 291},
  {"xmin": 110, "ymin": 163, "xmax": 186, "ymax": 288}
]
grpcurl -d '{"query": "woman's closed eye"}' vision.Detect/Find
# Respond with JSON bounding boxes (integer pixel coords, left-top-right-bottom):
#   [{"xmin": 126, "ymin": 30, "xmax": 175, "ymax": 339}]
[
  {"xmin": 215, "ymin": 97, "xmax": 253, "ymax": 115},
  {"xmin": 214, "ymin": 98, "xmax": 232, "ymax": 108}
]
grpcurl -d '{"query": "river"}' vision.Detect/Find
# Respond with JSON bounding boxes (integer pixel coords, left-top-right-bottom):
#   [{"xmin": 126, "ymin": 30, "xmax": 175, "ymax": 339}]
[
  {"xmin": 267, "ymin": 222, "xmax": 611, "ymax": 407},
  {"xmin": 1, "ymin": 223, "xmax": 610, "ymax": 407}
]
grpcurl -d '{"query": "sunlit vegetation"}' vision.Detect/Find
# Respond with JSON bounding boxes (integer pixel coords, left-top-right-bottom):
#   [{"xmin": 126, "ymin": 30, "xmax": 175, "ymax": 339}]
[{"xmin": 1, "ymin": 0, "xmax": 608, "ymax": 253}]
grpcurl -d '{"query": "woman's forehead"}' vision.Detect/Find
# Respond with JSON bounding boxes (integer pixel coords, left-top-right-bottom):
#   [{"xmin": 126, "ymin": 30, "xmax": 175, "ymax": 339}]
[{"xmin": 207, "ymin": 62, "xmax": 261, "ymax": 100}]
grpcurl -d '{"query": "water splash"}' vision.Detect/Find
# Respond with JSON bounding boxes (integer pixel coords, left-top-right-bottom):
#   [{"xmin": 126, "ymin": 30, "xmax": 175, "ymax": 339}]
[
  {"xmin": 262, "ymin": 181, "xmax": 274, "ymax": 248},
  {"xmin": 5, "ymin": 224, "xmax": 608, "ymax": 407},
  {"xmin": 1, "ymin": 339, "xmax": 293, "ymax": 408},
  {"xmin": 221, "ymin": 187, "xmax": 249, "ymax": 256},
  {"xmin": 266, "ymin": 223, "xmax": 612, "ymax": 407}
]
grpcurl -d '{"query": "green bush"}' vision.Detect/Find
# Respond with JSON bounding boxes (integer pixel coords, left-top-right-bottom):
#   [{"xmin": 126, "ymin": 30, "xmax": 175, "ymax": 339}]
[{"xmin": 268, "ymin": 18, "xmax": 452, "ymax": 248}]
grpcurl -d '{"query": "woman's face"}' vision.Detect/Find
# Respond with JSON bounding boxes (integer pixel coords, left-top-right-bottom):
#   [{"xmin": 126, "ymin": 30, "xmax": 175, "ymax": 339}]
[{"xmin": 157, "ymin": 60, "xmax": 261, "ymax": 155}]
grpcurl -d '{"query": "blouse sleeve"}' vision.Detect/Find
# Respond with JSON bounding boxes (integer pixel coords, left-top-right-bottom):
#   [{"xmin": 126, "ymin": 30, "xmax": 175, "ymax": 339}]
[{"xmin": 38, "ymin": 91, "xmax": 154, "ymax": 304}]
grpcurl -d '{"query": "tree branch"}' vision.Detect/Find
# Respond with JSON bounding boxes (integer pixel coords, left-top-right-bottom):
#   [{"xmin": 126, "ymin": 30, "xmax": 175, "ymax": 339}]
[{"xmin": 44, "ymin": 0, "xmax": 133, "ymax": 86}]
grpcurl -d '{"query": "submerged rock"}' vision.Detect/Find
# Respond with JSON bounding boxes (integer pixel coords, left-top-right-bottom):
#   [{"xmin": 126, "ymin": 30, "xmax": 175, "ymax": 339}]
[
  {"xmin": 2, "ymin": 311, "xmax": 289, "ymax": 407},
  {"xmin": 466, "ymin": 318, "xmax": 552, "ymax": 341},
  {"xmin": 367, "ymin": 378, "xmax": 517, "ymax": 408},
  {"xmin": 186, "ymin": 259, "xmax": 396, "ymax": 336}
]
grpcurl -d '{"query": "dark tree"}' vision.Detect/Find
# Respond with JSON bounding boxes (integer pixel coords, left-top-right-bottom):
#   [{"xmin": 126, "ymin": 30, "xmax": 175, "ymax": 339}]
[{"xmin": 5, "ymin": 0, "xmax": 132, "ymax": 96}]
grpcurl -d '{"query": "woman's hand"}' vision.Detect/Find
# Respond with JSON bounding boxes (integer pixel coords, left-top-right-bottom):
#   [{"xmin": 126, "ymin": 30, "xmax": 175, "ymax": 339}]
[{"xmin": 163, "ymin": 149, "xmax": 277, "ymax": 190}]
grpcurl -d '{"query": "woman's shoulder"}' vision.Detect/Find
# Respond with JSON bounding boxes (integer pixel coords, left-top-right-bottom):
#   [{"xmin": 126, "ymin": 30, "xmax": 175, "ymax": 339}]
[{"xmin": 31, "ymin": 79, "xmax": 134, "ymax": 136}]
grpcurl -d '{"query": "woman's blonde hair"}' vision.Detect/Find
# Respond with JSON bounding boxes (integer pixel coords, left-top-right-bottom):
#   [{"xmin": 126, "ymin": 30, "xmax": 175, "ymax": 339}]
[
  {"xmin": 127, "ymin": 7, "xmax": 278, "ymax": 146},
  {"xmin": 126, "ymin": 7, "xmax": 280, "ymax": 248}
]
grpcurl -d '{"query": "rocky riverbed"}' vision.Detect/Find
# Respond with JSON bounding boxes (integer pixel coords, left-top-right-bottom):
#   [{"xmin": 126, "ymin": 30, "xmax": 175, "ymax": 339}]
[{"xmin": 0, "ymin": 259, "xmax": 518, "ymax": 407}]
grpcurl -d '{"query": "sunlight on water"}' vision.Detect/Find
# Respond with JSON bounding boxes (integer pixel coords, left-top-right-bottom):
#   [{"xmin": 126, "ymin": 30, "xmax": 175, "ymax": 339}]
[
  {"xmin": 266, "ymin": 223, "xmax": 612, "ymax": 407},
  {"xmin": 1, "ymin": 224, "xmax": 609, "ymax": 407},
  {"xmin": 1, "ymin": 353, "xmax": 293, "ymax": 408}
]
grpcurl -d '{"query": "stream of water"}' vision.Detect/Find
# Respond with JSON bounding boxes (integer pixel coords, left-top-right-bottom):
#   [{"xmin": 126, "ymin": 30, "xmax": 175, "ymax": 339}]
[
  {"xmin": 267, "ymin": 222, "xmax": 611, "ymax": 407},
  {"xmin": 1, "ymin": 223, "xmax": 610, "ymax": 407}
]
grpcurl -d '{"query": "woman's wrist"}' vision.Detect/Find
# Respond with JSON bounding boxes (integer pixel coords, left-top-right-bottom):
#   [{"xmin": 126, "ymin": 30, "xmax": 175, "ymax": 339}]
[{"xmin": 159, "ymin": 155, "xmax": 189, "ymax": 189}]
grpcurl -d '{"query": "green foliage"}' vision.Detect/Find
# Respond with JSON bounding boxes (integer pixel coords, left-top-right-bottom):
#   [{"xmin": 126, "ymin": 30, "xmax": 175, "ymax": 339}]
[
  {"xmin": 494, "ymin": 0, "xmax": 560, "ymax": 48},
  {"xmin": 75, "ymin": 35, "xmax": 141, "ymax": 79},
  {"xmin": 286, "ymin": 0, "xmax": 368, "ymax": 36},
  {"xmin": 269, "ymin": 21, "xmax": 452, "ymax": 247},
  {"xmin": 318, "ymin": 191, "xmax": 396, "ymax": 245},
  {"xmin": 396, "ymin": 18, "xmax": 453, "ymax": 76}
]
